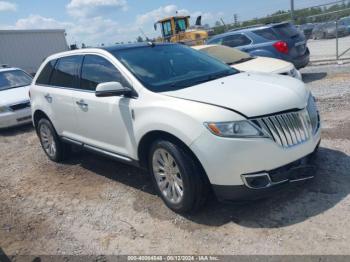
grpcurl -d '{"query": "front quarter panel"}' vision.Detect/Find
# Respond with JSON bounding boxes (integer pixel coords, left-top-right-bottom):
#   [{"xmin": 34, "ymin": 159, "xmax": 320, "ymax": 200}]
[{"xmin": 132, "ymin": 91, "xmax": 245, "ymax": 159}]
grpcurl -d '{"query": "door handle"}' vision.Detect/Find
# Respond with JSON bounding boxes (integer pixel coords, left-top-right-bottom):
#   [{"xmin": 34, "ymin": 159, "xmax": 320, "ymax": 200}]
[
  {"xmin": 44, "ymin": 94, "xmax": 52, "ymax": 103},
  {"xmin": 76, "ymin": 100, "xmax": 88, "ymax": 110}
]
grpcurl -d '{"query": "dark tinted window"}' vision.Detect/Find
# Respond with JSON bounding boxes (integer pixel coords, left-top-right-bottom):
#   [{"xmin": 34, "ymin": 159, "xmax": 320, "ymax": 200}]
[
  {"xmin": 112, "ymin": 44, "xmax": 237, "ymax": 92},
  {"xmin": 253, "ymin": 28, "xmax": 278, "ymax": 40},
  {"xmin": 222, "ymin": 34, "xmax": 252, "ymax": 47},
  {"xmin": 80, "ymin": 55, "xmax": 129, "ymax": 91},
  {"xmin": 36, "ymin": 59, "xmax": 56, "ymax": 85},
  {"xmin": 50, "ymin": 56, "xmax": 82, "ymax": 88},
  {"xmin": 207, "ymin": 37, "xmax": 223, "ymax": 44},
  {"xmin": 0, "ymin": 70, "xmax": 32, "ymax": 91},
  {"xmin": 273, "ymin": 23, "xmax": 299, "ymax": 38}
]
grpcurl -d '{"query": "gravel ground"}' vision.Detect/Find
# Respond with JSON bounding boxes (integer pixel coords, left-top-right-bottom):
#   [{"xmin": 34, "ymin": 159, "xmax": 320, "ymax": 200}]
[
  {"xmin": 0, "ymin": 64, "xmax": 350, "ymax": 256},
  {"xmin": 308, "ymin": 35, "xmax": 350, "ymax": 61}
]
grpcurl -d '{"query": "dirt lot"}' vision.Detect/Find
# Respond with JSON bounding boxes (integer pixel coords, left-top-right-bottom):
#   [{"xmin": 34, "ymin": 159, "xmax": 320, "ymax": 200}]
[{"xmin": 1, "ymin": 64, "xmax": 350, "ymax": 256}]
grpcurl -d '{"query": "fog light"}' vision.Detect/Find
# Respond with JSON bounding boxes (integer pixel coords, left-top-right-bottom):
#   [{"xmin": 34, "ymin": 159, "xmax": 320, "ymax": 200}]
[{"xmin": 242, "ymin": 173, "xmax": 271, "ymax": 189}]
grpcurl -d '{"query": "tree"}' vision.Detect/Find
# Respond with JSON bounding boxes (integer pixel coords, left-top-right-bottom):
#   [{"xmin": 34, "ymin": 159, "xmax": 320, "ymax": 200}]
[{"xmin": 215, "ymin": 21, "xmax": 221, "ymax": 27}]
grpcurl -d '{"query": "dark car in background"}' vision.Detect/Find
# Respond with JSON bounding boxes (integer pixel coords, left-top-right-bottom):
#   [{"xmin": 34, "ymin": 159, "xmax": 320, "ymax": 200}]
[
  {"xmin": 339, "ymin": 16, "xmax": 350, "ymax": 33},
  {"xmin": 207, "ymin": 22, "xmax": 310, "ymax": 69},
  {"xmin": 312, "ymin": 21, "xmax": 349, "ymax": 39},
  {"xmin": 297, "ymin": 23, "xmax": 316, "ymax": 40}
]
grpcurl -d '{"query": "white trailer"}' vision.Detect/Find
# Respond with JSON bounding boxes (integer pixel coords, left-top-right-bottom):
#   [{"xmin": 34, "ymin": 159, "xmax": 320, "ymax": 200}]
[{"xmin": 0, "ymin": 29, "xmax": 69, "ymax": 74}]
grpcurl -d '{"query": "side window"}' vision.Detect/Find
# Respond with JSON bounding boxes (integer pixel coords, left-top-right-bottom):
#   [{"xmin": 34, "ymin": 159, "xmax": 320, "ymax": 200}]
[
  {"xmin": 36, "ymin": 59, "xmax": 57, "ymax": 85},
  {"xmin": 208, "ymin": 37, "xmax": 223, "ymax": 45},
  {"xmin": 50, "ymin": 56, "xmax": 82, "ymax": 88},
  {"xmin": 253, "ymin": 29, "xmax": 277, "ymax": 40},
  {"xmin": 80, "ymin": 55, "xmax": 130, "ymax": 91},
  {"xmin": 222, "ymin": 34, "xmax": 252, "ymax": 48},
  {"xmin": 162, "ymin": 21, "xmax": 173, "ymax": 38}
]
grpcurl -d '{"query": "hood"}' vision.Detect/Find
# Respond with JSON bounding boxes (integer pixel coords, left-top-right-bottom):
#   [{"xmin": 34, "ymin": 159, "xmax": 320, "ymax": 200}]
[
  {"xmin": 233, "ymin": 57, "xmax": 293, "ymax": 74},
  {"xmin": 162, "ymin": 72, "xmax": 309, "ymax": 118},
  {"xmin": 0, "ymin": 85, "xmax": 30, "ymax": 106}
]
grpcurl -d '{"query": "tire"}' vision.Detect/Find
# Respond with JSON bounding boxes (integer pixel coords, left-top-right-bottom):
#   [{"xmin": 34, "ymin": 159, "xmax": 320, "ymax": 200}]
[
  {"xmin": 37, "ymin": 118, "xmax": 71, "ymax": 162},
  {"xmin": 148, "ymin": 140, "xmax": 208, "ymax": 213}
]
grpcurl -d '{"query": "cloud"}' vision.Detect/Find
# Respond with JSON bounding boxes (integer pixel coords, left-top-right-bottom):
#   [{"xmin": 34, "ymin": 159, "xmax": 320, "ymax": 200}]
[
  {"xmin": 0, "ymin": 14, "xmax": 138, "ymax": 46},
  {"xmin": 0, "ymin": 3, "xmax": 222, "ymax": 46},
  {"xmin": 66, "ymin": 0, "xmax": 127, "ymax": 18},
  {"xmin": 136, "ymin": 5, "xmax": 189, "ymax": 26},
  {"xmin": 0, "ymin": 1, "xmax": 17, "ymax": 12},
  {"xmin": 12, "ymin": 15, "xmax": 70, "ymax": 30}
]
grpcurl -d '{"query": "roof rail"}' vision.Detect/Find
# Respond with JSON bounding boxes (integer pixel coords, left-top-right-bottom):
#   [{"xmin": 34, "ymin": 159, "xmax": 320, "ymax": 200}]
[{"xmin": 229, "ymin": 24, "xmax": 265, "ymax": 32}]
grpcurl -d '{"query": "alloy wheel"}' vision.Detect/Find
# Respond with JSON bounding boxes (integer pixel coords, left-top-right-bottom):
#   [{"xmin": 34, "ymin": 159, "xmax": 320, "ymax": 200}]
[
  {"xmin": 39, "ymin": 123, "xmax": 56, "ymax": 158},
  {"xmin": 152, "ymin": 148, "xmax": 184, "ymax": 204}
]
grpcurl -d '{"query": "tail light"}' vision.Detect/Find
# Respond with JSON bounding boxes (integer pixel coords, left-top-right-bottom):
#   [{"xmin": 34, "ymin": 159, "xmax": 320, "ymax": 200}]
[{"xmin": 273, "ymin": 41, "xmax": 289, "ymax": 54}]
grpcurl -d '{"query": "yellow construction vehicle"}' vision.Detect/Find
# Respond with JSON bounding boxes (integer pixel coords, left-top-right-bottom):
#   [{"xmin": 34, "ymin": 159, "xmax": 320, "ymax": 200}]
[{"xmin": 154, "ymin": 15, "xmax": 208, "ymax": 46}]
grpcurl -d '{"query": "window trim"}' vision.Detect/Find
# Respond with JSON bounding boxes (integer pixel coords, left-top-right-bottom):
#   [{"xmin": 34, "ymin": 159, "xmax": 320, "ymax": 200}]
[{"xmin": 35, "ymin": 51, "xmax": 137, "ymax": 96}]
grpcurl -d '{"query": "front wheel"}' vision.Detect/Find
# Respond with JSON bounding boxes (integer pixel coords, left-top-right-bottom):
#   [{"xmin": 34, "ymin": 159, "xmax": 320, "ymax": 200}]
[
  {"xmin": 149, "ymin": 140, "xmax": 208, "ymax": 213},
  {"xmin": 37, "ymin": 118, "xmax": 70, "ymax": 162}
]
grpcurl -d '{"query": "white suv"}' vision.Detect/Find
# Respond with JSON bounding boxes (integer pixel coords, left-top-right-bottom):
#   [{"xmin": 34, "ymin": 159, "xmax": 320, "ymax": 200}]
[{"xmin": 30, "ymin": 43, "xmax": 320, "ymax": 213}]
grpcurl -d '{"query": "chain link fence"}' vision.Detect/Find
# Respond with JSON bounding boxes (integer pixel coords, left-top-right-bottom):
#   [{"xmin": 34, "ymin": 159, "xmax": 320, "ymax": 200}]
[{"xmin": 207, "ymin": 0, "xmax": 350, "ymax": 63}]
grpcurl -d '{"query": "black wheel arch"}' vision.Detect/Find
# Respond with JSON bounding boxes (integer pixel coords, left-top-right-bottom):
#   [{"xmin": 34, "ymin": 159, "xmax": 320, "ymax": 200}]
[{"xmin": 137, "ymin": 130, "xmax": 210, "ymax": 184}]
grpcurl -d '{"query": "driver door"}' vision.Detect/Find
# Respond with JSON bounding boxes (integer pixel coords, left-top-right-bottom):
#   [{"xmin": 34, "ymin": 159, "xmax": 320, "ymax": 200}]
[{"xmin": 72, "ymin": 54, "xmax": 135, "ymax": 157}]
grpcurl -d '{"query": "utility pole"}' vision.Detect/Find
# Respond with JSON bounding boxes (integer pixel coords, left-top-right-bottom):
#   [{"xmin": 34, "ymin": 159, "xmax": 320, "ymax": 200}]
[{"xmin": 290, "ymin": 0, "xmax": 295, "ymax": 22}]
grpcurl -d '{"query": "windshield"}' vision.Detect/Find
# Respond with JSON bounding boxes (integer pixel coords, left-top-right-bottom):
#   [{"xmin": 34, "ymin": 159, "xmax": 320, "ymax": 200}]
[
  {"xmin": 198, "ymin": 45, "xmax": 252, "ymax": 65},
  {"xmin": 0, "ymin": 70, "xmax": 32, "ymax": 91},
  {"xmin": 112, "ymin": 44, "xmax": 238, "ymax": 92}
]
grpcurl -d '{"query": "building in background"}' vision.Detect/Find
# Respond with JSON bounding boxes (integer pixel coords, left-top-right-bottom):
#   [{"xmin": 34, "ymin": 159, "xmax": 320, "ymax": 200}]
[{"xmin": 0, "ymin": 29, "xmax": 69, "ymax": 75}]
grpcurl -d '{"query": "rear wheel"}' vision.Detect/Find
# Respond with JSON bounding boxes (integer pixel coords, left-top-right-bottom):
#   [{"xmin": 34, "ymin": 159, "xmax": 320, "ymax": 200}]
[
  {"xmin": 149, "ymin": 140, "xmax": 208, "ymax": 213},
  {"xmin": 37, "ymin": 118, "xmax": 70, "ymax": 162}
]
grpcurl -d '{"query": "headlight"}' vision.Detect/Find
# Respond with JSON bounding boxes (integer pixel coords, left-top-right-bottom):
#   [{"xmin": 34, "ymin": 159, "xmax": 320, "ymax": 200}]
[
  {"xmin": 204, "ymin": 120, "xmax": 266, "ymax": 138},
  {"xmin": 0, "ymin": 106, "xmax": 10, "ymax": 113},
  {"xmin": 307, "ymin": 95, "xmax": 320, "ymax": 134}
]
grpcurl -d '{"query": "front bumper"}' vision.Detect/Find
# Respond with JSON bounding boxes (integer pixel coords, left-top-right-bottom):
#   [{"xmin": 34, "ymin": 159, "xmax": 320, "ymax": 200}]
[
  {"xmin": 190, "ymin": 124, "xmax": 321, "ymax": 187},
  {"xmin": 0, "ymin": 108, "xmax": 32, "ymax": 129},
  {"xmin": 291, "ymin": 48, "xmax": 310, "ymax": 69},
  {"xmin": 212, "ymin": 147, "xmax": 318, "ymax": 201}
]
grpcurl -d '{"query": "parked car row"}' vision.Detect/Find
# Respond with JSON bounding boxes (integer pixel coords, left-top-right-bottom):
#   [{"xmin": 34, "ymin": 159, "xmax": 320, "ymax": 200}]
[
  {"xmin": 297, "ymin": 18, "xmax": 350, "ymax": 40},
  {"xmin": 26, "ymin": 42, "xmax": 320, "ymax": 213}
]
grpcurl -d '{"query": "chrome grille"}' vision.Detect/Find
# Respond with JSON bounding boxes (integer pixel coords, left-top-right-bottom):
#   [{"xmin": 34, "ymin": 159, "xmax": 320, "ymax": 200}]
[{"xmin": 253, "ymin": 110, "xmax": 312, "ymax": 148}]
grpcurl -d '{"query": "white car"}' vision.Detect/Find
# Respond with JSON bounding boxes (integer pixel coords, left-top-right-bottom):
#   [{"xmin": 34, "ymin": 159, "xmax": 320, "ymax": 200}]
[
  {"xmin": 193, "ymin": 45, "xmax": 302, "ymax": 80},
  {"xmin": 30, "ymin": 43, "xmax": 320, "ymax": 213},
  {"xmin": 0, "ymin": 66, "xmax": 32, "ymax": 128}
]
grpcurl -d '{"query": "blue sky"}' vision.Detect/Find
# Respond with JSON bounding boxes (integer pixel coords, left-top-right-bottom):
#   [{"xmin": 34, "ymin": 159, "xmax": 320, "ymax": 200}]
[{"xmin": 0, "ymin": 0, "xmax": 333, "ymax": 45}]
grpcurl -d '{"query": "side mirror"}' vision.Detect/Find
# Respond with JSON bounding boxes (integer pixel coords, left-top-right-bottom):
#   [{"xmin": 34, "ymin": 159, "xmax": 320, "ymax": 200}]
[{"xmin": 95, "ymin": 82, "xmax": 132, "ymax": 97}]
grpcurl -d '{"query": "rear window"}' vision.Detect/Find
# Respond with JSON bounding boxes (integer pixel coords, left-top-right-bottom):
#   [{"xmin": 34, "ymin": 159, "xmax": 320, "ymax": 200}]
[
  {"xmin": 272, "ymin": 23, "xmax": 299, "ymax": 38},
  {"xmin": 36, "ymin": 59, "xmax": 57, "ymax": 85},
  {"xmin": 0, "ymin": 70, "xmax": 32, "ymax": 91},
  {"xmin": 253, "ymin": 28, "xmax": 278, "ymax": 40},
  {"xmin": 50, "ymin": 56, "xmax": 82, "ymax": 88}
]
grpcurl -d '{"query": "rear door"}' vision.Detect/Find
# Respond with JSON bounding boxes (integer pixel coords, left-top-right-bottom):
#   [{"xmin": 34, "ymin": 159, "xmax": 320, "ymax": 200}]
[
  {"xmin": 72, "ymin": 54, "xmax": 135, "ymax": 157},
  {"xmin": 34, "ymin": 56, "xmax": 82, "ymax": 137}
]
